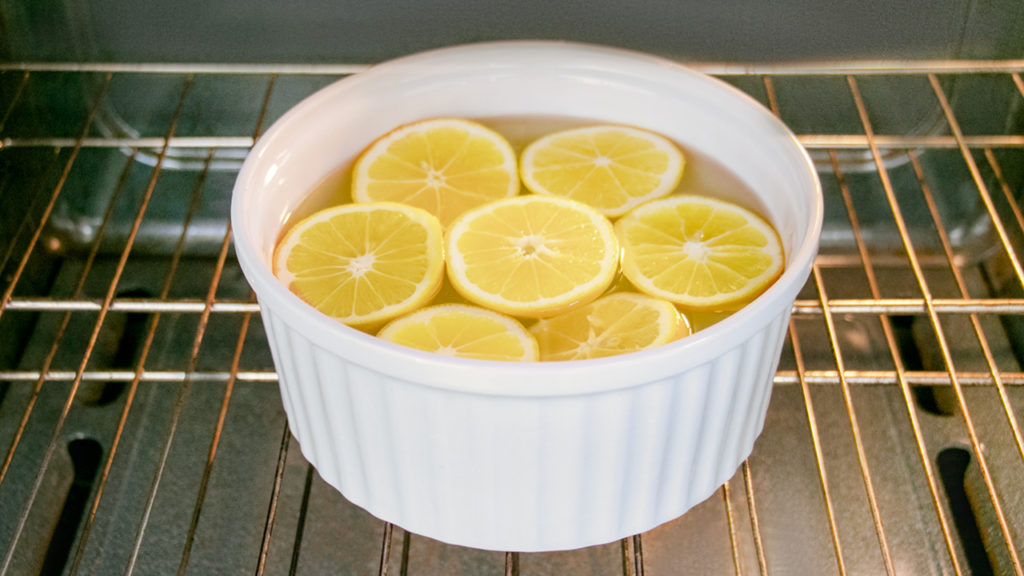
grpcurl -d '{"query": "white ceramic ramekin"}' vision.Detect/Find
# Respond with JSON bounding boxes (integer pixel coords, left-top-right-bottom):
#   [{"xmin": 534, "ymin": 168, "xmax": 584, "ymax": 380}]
[{"xmin": 231, "ymin": 41, "xmax": 822, "ymax": 552}]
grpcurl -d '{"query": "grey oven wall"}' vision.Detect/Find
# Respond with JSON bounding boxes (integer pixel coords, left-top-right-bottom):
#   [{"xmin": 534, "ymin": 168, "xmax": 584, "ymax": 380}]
[{"xmin": 2, "ymin": 0, "xmax": 1024, "ymax": 63}]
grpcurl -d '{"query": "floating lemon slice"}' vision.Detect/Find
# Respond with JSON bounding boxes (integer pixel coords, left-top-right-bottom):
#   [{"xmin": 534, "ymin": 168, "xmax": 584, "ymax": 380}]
[
  {"xmin": 446, "ymin": 195, "xmax": 619, "ymax": 318},
  {"xmin": 529, "ymin": 292, "xmax": 683, "ymax": 361},
  {"xmin": 352, "ymin": 117, "xmax": 519, "ymax": 227},
  {"xmin": 519, "ymin": 125, "xmax": 685, "ymax": 217},
  {"xmin": 615, "ymin": 195, "xmax": 784, "ymax": 310},
  {"xmin": 377, "ymin": 304, "xmax": 538, "ymax": 362},
  {"xmin": 273, "ymin": 202, "xmax": 444, "ymax": 328}
]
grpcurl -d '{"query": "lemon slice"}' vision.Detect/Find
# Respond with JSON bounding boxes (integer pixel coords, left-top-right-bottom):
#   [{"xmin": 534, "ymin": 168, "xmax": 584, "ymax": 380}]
[
  {"xmin": 377, "ymin": 304, "xmax": 538, "ymax": 362},
  {"xmin": 615, "ymin": 195, "xmax": 784, "ymax": 310},
  {"xmin": 520, "ymin": 125, "xmax": 685, "ymax": 217},
  {"xmin": 446, "ymin": 195, "xmax": 619, "ymax": 318},
  {"xmin": 529, "ymin": 292, "xmax": 683, "ymax": 361},
  {"xmin": 273, "ymin": 202, "xmax": 444, "ymax": 328},
  {"xmin": 352, "ymin": 117, "xmax": 519, "ymax": 227}
]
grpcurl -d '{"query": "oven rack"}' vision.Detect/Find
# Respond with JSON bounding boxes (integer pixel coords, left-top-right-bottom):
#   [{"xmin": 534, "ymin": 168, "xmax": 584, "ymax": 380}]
[{"xmin": 0, "ymin": 59, "xmax": 1023, "ymax": 575}]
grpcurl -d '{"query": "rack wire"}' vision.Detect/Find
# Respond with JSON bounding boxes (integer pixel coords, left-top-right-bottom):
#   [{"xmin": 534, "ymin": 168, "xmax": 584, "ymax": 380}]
[{"xmin": 0, "ymin": 59, "xmax": 1023, "ymax": 575}]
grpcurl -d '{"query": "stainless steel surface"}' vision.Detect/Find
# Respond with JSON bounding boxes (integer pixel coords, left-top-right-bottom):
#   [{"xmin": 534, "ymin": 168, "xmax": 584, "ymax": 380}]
[
  {"xmin": 5, "ymin": 0, "xmax": 1024, "ymax": 63},
  {"xmin": 1, "ymin": 59, "xmax": 1024, "ymax": 575}
]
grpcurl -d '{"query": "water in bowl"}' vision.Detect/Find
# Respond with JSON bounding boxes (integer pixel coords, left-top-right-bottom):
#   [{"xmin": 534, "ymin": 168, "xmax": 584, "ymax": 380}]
[{"xmin": 279, "ymin": 114, "xmax": 777, "ymax": 336}]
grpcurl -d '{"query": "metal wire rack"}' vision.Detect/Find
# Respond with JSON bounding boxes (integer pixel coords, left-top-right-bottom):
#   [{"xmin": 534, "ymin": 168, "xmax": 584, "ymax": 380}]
[{"xmin": 1, "ymin": 59, "xmax": 1023, "ymax": 575}]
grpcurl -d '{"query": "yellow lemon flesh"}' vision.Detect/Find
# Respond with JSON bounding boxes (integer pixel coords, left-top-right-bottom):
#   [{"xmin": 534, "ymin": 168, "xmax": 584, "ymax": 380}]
[
  {"xmin": 378, "ymin": 304, "xmax": 538, "ymax": 362},
  {"xmin": 446, "ymin": 195, "xmax": 619, "ymax": 318},
  {"xmin": 529, "ymin": 292, "xmax": 683, "ymax": 361},
  {"xmin": 273, "ymin": 202, "xmax": 444, "ymax": 329},
  {"xmin": 520, "ymin": 125, "xmax": 684, "ymax": 217},
  {"xmin": 352, "ymin": 117, "xmax": 519, "ymax": 227},
  {"xmin": 615, "ymin": 195, "xmax": 783, "ymax": 310}
]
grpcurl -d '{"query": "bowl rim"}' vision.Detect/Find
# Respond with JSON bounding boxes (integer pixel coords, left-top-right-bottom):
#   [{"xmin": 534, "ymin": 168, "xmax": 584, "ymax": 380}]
[{"xmin": 231, "ymin": 40, "xmax": 823, "ymax": 397}]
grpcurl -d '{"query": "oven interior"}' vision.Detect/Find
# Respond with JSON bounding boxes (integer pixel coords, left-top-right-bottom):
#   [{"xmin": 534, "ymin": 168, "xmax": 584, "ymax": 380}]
[{"xmin": 2, "ymin": 2, "xmax": 1024, "ymax": 574}]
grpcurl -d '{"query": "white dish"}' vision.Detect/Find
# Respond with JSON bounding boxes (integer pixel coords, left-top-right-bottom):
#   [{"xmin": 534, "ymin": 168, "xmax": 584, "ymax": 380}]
[{"xmin": 231, "ymin": 40, "xmax": 822, "ymax": 552}]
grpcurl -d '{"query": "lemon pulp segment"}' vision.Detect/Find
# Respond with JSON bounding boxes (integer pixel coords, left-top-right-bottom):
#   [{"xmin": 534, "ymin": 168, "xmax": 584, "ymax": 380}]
[
  {"xmin": 273, "ymin": 202, "xmax": 444, "ymax": 328},
  {"xmin": 615, "ymin": 194, "xmax": 783, "ymax": 309},
  {"xmin": 529, "ymin": 292, "xmax": 682, "ymax": 361},
  {"xmin": 378, "ymin": 304, "xmax": 538, "ymax": 362},
  {"xmin": 352, "ymin": 117, "xmax": 519, "ymax": 227},
  {"xmin": 445, "ymin": 195, "xmax": 619, "ymax": 318},
  {"xmin": 520, "ymin": 125, "xmax": 684, "ymax": 217}
]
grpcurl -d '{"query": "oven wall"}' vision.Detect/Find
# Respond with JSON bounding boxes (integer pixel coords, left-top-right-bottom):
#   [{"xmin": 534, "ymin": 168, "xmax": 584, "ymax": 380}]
[{"xmin": 2, "ymin": 0, "xmax": 1023, "ymax": 63}]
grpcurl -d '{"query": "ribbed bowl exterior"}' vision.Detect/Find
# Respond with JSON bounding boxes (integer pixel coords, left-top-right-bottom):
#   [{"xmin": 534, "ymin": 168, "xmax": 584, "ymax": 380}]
[
  {"xmin": 262, "ymin": 300, "xmax": 789, "ymax": 551},
  {"xmin": 232, "ymin": 41, "xmax": 822, "ymax": 551}
]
